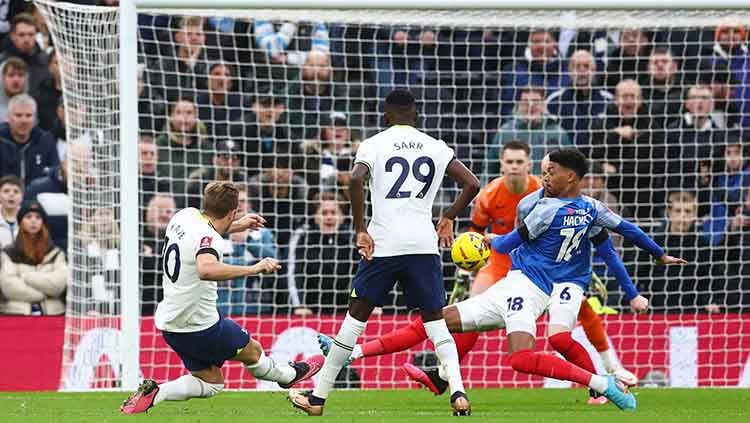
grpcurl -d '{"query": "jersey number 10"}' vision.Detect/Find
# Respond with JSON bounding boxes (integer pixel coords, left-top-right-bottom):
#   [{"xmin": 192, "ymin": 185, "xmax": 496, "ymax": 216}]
[
  {"xmin": 385, "ymin": 156, "xmax": 435, "ymax": 199},
  {"xmin": 162, "ymin": 236, "xmax": 181, "ymax": 283}
]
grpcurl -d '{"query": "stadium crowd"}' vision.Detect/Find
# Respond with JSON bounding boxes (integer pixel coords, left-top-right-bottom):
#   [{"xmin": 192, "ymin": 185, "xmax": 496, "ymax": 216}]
[{"xmin": 0, "ymin": 1, "xmax": 749, "ymax": 316}]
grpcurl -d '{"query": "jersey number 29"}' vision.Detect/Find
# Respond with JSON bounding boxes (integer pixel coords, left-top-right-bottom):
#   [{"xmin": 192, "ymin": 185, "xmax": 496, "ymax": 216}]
[
  {"xmin": 555, "ymin": 228, "xmax": 586, "ymax": 262},
  {"xmin": 385, "ymin": 156, "xmax": 435, "ymax": 199}
]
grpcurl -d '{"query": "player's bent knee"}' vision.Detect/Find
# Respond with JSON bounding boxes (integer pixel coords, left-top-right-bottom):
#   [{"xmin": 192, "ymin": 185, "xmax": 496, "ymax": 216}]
[
  {"xmin": 236, "ymin": 339, "xmax": 263, "ymax": 365},
  {"xmin": 442, "ymin": 306, "xmax": 463, "ymax": 332},
  {"xmin": 548, "ymin": 331, "xmax": 573, "ymax": 353}
]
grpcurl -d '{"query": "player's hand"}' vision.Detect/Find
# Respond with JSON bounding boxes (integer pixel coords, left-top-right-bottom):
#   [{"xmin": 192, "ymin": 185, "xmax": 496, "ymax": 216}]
[
  {"xmin": 436, "ymin": 217, "xmax": 454, "ymax": 248},
  {"xmin": 356, "ymin": 231, "xmax": 375, "ymax": 261},
  {"xmin": 629, "ymin": 295, "xmax": 649, "ymax": 314},
  {"xmin": 655, "ymin": 255, "xmax": 688, "ymax": 265},
  {"xmin": 235, "ymin": 213, "xmax": 266, "ymax": 231},
  {"xmin": 482, "ymin": 233, "xmax": 499, "ymax": 249},
  {"xmin": 250, "ymin": 257, "xmax": 281, "ymax": 274}
]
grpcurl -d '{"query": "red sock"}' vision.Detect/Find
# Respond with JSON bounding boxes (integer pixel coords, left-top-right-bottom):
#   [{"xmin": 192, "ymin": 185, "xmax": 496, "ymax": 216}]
[
  {"xmin": 361, "ymin": 317, "xmax": 428, "ymax": 357},
  {"xmin": 452, "ymin": 332, "xmax": 479, "ymax": 362},
  {"xmin": 549, "ymin": 332, "xmax": 597, "ymax": 374},
  {"xmin": 509, "ymin": 349, "xmax": 593, "ymax": 386}
]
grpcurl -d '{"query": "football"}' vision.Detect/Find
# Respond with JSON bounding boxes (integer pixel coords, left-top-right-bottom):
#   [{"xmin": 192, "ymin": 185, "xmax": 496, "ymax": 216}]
[{"xmin": 451, "ymin": 232, "xmax": 491, "ymax": 272}]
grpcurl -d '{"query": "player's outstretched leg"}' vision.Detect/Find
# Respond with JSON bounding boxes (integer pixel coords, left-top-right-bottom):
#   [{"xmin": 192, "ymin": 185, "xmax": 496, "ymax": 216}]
[
  {"xmin": 121, "ymin": 373, "xmax": 224, "ymax": 414},
  {"xmin": 240, "ymin": 339, "xmax": 325, "ymax": 389},
  {"xmin": 578, "ymin": 300, "xmax": 638, "ymax": 387},
  {"xmin": 120, "ymin": 379, "xmax": 160, "ymax": 414}
]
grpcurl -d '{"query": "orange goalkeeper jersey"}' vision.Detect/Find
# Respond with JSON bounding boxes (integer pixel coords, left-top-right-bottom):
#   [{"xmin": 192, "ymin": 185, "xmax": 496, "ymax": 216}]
[{"xmin": 470, "ymin": 175, "xmax": 542, "ymax": 275}]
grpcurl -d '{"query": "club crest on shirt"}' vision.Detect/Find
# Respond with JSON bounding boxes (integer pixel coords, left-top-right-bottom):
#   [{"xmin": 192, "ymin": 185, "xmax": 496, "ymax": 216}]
[{"xmin": 200, "ymin": 236, "xmax": 212, "ymax": 248}]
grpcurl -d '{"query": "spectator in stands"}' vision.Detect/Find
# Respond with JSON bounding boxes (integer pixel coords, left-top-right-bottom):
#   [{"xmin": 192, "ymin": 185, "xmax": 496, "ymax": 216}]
[
  {"xmin": 138, "ymin": 133, "xmax": 167, "ymax": 209},
  {"xmin": 635, "ymin": 191, "xmax": 718, "ymax": 313},
  {"xmin": 196, "ymin": 62, "xmax": 246, "ymax": 138},
  {"xmin": 0, "ymin": 56, "xmax": 28, "ymax": 121},
  {"xmin": 0, "ymin": 94, "xmax": 59, "ymax": 186},
  {"xmin": 500, "ymin": 29, "xmax": 569, "ymax": 116},
  {"xmin": 231, "ymin": 92, "xmax": 298, "ymax": 173},
  {"xmin": 546, "ymin": 49, "xmax": 612, "ymax": 147},
  {"xmin": 0, "ymin": 175, "xmax": 22, "ymax": 249},
  {"xmin": 582, "ymin": 162, "xmax": 624, "ymax": 217},
  {"xmin": 0, "ymin": 1, "xmax": 25, "ymax": 47},
  {"xmin": 0, "ymin": 201, "xmax": 67, "ymax": 315},
  {"xmin": 79, "ymin": 206, "xmax": 119, "ymax": 314},
  {"xmin": 287, "ymin": 192, "xmax": 356, "ymax": 316},
  {"xmin": 185, "ymin": 139, "xmax": 245, "ymax": 209},
  {"xmin": 604, "ymin": 28, "xmax": 651, "ymax": 90},
  {"xmin": 140, "ymin": 193, "xmax": 176, "ymax": 315},
  {"xmin": 703, "ymin": 140, "xmax": 750, "ymax": 245},
  {"xmin": 591, "ymin": 79, "xmax": 662, "ymax": 218},
  {"xmin": 26, "ymin": 141, "xmax": 93, "ymax": 253},
  {"xmin": 156, "ymin": 98, "xmax": 210, "ymax": 204},
  {"xmin": 287, "ymin": 49, "xmax": 355, "ymax": 140},
  {"xmin": 0, "ymin": 13, "xmax": 50, "ymax": 97},
  {"xmin": 699, "ymin": 62, "xmax": 743, "ymax": 130},
  {"xmin": 711, "ymin": 21, "xmax": 750, "ymax": 128},
  {"xmin": 301, "ymin": 111, "xmax": 355, "ymax": 195},
  {"xmin": 48, "ymin": 97, "xmax": 65, "ymax": 160},
  {"xmin": 486, "ymin": 86, "xmax": 571, "ymax": 178},
  {"xmin": 248, "ymin": 154, "xmax": 308, "ymax": 250},
  {"xmin": 723, "ymin": 187, "xmax": 750, "ymax": 311},
  {"xmin": 147, "ymin": 16, "xmax": 210, "ymax": 102},
  {"xmin": 665, "ymin": 84, "xmax": 725, "ymax": 193},
  {"xmin": 373, "ymin": 26, "xmax": 436, "ymax": 103},
  {"xmin": 137, "ymin": 62, "xmax": 166, "ymax": 134},
  {"xmin": 254, "ymin": 19, "xmax": 329, "ymax": 67},
  {"xmin": 34, "ymin": 48, "xmax": 60, "ymax": 131},
  {"xmin": 642, "ymin": 47, "xmax": 683, "ymax": 126},
  {"xmin": 218, "ymin": 183, "xmax": 278, "ymax": 315}
]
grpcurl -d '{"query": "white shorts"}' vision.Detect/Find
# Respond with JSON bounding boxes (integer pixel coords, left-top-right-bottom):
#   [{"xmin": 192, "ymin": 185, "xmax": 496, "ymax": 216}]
[
  {"xmin": 547, "ymin": 282, "xmax": 585, "ymax": 331},
  {"xmin": 454, "ymin": 270, "xmax": 549, "ymax": 336}
]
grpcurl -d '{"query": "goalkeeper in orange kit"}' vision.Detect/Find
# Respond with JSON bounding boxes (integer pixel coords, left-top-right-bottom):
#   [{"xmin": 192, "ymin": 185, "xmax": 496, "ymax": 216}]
[{"xmin": 317, "ymin": 142, "xmax": 637, "ymax": 403}]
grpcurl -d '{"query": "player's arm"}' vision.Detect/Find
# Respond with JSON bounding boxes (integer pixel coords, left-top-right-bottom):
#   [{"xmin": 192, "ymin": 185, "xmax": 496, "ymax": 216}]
[
  {"xmin": 590, "ymin": 229, "xmax": 648, "ymax": 313},
  {"xmin": 195, "ymin": 253, "xmax": 280, "ymax": 281},
  {"xmin": 349, "ymin": 162, "xmax": 374, "ymax": 260},
  {"xmin": 484, "ymin": 225, "xmax": 529, "ymax": 254},
  {"xmin": 436, "ymin": 159, "xmax": 481, "ymax": 247},
  {"xmin": 227, "ymin": 213, "xmax": 266, "ymax": 234},
  {"xmin": 594, "ymin": 200, "xmax": 686, "ymax": 265}
]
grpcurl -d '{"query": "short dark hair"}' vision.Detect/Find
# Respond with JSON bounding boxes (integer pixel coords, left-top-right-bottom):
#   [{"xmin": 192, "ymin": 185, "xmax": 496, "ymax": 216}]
[
  {"xmin": 0, "ymin": 175, "xmax": 23, "ymax": 192},
  {"xmin": 548, "ymin": 148, "xmax": 589, "ymax": 179},
  {"xmin": 501, "ymin": 141, "xmax": 531, "ymax": 157},
  {"xmin": 519, "ymin": 85, "xmax": 545, "ymax": 99},
  {"xmin": 651, "ymin": 46, "xmax": 675, "ymax": 58},
  {"xmin": 385, "ymin": 89, "xmax": 415, "ymax": 107},
  {"xmin": 203, "ymin": 182, "xmax": 239, "ymax": 219},
  {"xmin": 2, "ymin": 57, "xmax": 27, "ymax": 75},
  {"xmin": 11, "ymin": 13, "xmax": 36, "ymax": 33}
]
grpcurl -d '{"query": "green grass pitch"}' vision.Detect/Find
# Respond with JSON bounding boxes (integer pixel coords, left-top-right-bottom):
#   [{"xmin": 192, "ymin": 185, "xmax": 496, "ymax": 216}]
[{"xmin": 2, "ymin": 389, "xmax": 749, "ymax": 422}]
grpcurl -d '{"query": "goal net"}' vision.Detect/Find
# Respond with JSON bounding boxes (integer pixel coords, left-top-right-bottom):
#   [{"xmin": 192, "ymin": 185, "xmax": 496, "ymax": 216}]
[{"xmin": 36, "ymin": 0, "xmax": 750, "ymax": 390}]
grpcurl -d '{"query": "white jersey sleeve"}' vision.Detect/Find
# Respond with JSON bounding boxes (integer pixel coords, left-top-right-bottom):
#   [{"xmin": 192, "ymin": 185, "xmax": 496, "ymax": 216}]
[
  {"xmin": 154, "ymin": 208, "xmax": 222, "ymax": 333},
  {"xmin": 362, "ymin": 125, "xmax": 455, "ymax": 257}
]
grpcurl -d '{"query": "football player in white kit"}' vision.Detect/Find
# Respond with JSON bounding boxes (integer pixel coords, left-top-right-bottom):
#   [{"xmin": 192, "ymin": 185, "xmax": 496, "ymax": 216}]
[
  {"xmin": 121, "ymin": 182, "xmax": 324, "ymax": 414},
  {"xmin": 289, "ymin": 89, "xmax": 481, "ymax": 416}
]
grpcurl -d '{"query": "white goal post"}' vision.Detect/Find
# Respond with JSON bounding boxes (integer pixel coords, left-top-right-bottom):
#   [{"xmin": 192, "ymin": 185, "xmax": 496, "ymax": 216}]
[{"xmin": 35, "ymin": 0, "xmax": 750, "ymax": 392}]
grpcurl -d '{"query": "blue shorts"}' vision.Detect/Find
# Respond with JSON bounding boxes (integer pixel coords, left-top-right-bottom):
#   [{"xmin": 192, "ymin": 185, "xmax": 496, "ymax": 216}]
[
  {"xmin": 351, "ymin": 254, "xmax": 445, "ymax": 312},
  {"xmin": 162, "ymin": 317, "xmax": 250, "ymax": 372}
]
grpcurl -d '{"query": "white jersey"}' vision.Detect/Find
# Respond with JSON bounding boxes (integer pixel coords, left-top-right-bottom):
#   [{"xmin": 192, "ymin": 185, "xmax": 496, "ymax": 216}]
[
  {"xmin": 354, "ymin": 125, "xmax": 455, "ymax": 257},
  {"xmin": 154, "ymin": 208, "xmax": 223, "ymax": 333}
]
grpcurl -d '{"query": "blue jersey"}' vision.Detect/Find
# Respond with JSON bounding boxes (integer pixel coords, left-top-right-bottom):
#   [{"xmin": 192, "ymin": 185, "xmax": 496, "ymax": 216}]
[{"xmin": 510, "ymin": 189, "xmax": 622, "ymax": 294}]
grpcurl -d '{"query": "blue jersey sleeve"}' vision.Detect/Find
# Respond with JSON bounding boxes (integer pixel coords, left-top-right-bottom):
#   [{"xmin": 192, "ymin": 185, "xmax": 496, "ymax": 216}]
[
  {"xmin": 594, "ymin": 237, "xmax": 640, "ymax": 301},
  {"xmin": 614, "ymin": 220, "xmax": 666, "ymax": 259},
  {"xmin": 522, "ymin": 197, "xmax": 560, "ymax": 240}
]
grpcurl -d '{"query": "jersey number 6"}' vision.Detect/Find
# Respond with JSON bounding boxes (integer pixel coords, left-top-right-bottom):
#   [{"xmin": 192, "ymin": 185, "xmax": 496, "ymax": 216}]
[{"xmin": 385, "ymin": 156, "xmax": 435, "ymax": 199}]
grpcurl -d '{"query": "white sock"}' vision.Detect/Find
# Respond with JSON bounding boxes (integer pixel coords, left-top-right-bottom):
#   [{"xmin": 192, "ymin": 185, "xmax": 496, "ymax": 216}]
[
  {"xmin": 246, "ymin": 350, "xmax": 297, "ymax": 384},
  {"xmin": 599, "ymin": 348, "xmax": 621, "ymax": 373},
  {"xmin": 312, "ymin": 313, "xmax": 366, "ymax": 400},
  {"xmin": 589, "ymin": 374, "xmax": 608, "ymax": 394},
  {"xmin": 153, "ymin": 374, "xmax": 223, "ymax": 405},
  {"xmin": 351, "ymin": 344, "xmax": 363, "ymax": 361},
  {"xmin": 424, "ymin": 319, "xmax": 465, "ymax": 395}
]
